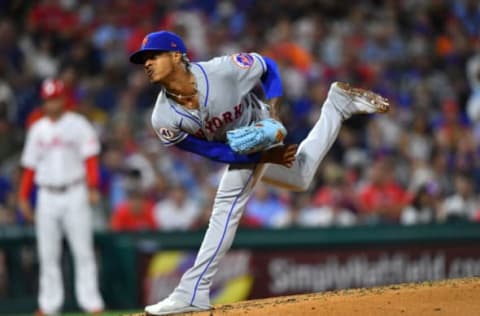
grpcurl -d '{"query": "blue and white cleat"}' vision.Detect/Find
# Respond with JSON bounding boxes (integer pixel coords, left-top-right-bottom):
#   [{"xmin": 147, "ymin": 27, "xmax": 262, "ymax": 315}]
[{"xmin": 328, "ymin": 81, "xmax": 390, "ymax": 119}]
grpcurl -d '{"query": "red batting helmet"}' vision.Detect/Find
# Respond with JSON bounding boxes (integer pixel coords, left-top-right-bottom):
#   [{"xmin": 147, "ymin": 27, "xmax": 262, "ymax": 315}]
[{"xmin": 40, "ymin": 78, "xmax": 66, "ymax": 100}]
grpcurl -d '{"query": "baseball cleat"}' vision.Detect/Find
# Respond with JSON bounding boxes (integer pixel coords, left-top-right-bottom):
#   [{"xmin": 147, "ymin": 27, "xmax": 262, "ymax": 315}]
[
  {"xmin": 145, "ymin": 296, "xmax": 208, "ymax": 315},
  {"xmin": 328, "ymin": 81, "xmax": 390, "ymax": 119}
]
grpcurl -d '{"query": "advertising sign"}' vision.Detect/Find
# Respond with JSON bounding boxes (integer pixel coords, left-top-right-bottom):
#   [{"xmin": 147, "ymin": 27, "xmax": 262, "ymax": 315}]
[{"xmin": 141, "ymin": 244, "xmax": 480, "ymax": 303}]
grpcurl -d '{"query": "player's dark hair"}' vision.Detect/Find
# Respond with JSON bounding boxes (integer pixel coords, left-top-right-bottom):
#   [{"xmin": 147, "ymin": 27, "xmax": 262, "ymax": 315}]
[{"xmin": 181, "ymin": 53, "xmax": 191, "ymax": 71}]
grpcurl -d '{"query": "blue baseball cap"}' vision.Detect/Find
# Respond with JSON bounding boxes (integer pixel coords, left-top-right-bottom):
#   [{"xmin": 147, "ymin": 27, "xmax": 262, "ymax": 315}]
[{"xmin": 129, "ymin": 31, "xmax": 187, "ymax": 64}]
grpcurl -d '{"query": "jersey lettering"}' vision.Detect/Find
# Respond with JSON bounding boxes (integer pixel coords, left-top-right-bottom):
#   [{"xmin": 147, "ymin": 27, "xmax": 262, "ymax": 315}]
[
  {"xmin": 234, "ymin": 104, "xmax": 243, "ymax": 119},
  {"xmin": 203, "ymin": 104, "xmax": 244, "ymax": 134},
  {"xmin": 204, "ymin": 120, "xmax": 215, "ymax": 133},
  {"xmin": 222, "ymin": 112, "xmax": 233, "ymax": 123},
  {"xmin": 212, "ymin": 117, "xmax": 222, "ymax": 128},
  {"xmin": 194, "ymin": 129, "xmax": 206, "ymax": 138},
  {"xmin": 37, "ymin": 136, "xmax": 75, "ymax": 149}
]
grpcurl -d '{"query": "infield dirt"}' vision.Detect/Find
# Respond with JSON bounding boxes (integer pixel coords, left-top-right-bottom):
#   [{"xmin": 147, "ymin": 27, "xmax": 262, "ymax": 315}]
[{"xmin": 129, "ymin": 277, "xmax": 480, "ymax": 316}]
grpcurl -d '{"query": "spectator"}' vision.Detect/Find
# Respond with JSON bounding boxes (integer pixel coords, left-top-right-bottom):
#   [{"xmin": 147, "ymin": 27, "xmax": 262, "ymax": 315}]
[
  {"xmin": 293, "ymin": 192, "xmax": 356, "ymax": 228},
  {"xmin": 242, "ymin": 183, "xmax": 291, "ymax": 228},
  {"xmin": 0, "ymin": 18, "xmax": 25, "ymax": 74},
  {"xmin": 153, "ymin": 184, "xmax": 202, "ymax": 231},
  {"xmin": 309, "ymin": 163, "xmax": 357, "ymax": 227},
  {"xmin": 24, "ymin": 34, "xmax": 59, "ymax": 79},
  {"xmin": 401, "ymin": 184, "xmax": 439, "ymax": 225},
  {"xmin": 440, "ymin": 172, "xmax": 480, "ymax": 222},
  {"xmin": 27, "ymin": 0, "xmax": 79, "ymax": 36},
  {"xmin": 466, "ymin": 53, "xmax": 480, "ymax": 144},
  {"xmin": 399, "ymin": 114, "xmax": 434, "ymax": 163},
  {"xmin": 0, "ymin": 174, "xmax": 14, "ymax": 226},
  {"xmin": 357, "ymin": 158, "xmax": 411, "ymax": 224},
  {"xmin": 453, "ymin": 0, "xmax": 480, "ymax": 37},
  {"xmin": 110, "ymin": 169, "xmax": 156, "ymax": 232},
  {"xmin": 0, "ymin": 80, "xmax": 19, "ymax": 161},
  {"xmin": 434, "ymin": 100, "xmax": 470, "ymax": 152}
]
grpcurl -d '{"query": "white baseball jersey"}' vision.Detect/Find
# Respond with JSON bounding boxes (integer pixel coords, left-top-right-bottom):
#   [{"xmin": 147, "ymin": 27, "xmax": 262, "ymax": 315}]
[
  {"xmin": 151, "ymin": 52, "xmax": 269, "ymax": 145},
  {"xmin": 21, "ymin": 112, "xmax": 100, "ymax": 186}
]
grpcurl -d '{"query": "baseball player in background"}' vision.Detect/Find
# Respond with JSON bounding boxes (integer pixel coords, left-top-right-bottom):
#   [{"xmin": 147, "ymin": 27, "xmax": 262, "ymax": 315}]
[
  {"xmin": 17, "ymin": 79, "xmax": 104, "ymax": 316},
  {"xmin": 129, "ymin": 31, "xmax": 389, "ymax": 315}
]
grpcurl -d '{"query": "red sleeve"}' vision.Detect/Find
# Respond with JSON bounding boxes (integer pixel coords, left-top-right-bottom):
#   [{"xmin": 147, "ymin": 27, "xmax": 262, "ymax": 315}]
[
  {"xmin": 19, "ymin": 168, "xmax": 35, "ymax": 201},
  {"xmin": 85, "ymin": 156, "xmax": 99, "ymax": 188}
]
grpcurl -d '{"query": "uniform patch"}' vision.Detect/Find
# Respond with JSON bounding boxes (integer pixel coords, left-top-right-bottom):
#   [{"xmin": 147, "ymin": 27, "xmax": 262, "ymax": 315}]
[
  {"xmin": 232, "ymin": 53, "xmax": 254, "ymax": 68},
  {"xmin": 159, "ymin": 128, "xmax": 176, "ymax": 140}
]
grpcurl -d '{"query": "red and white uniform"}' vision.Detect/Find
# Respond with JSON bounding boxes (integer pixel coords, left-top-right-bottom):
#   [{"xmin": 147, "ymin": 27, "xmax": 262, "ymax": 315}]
[{"xmin": 20, "ymin": 109, "xmax": 104, "ymax": 314}]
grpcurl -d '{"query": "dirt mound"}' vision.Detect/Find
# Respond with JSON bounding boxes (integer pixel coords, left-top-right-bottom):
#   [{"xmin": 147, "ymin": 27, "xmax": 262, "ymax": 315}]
[{"xmin": 131, "ymin": 277, "xmax": 480, "ymax": 316}]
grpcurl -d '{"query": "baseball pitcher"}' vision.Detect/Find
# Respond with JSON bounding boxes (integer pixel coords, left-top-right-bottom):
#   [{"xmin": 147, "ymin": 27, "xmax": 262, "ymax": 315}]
[
  {"xmin": 18, "ymin": 79, "xmax": 104, "ymax": 316},
  {"xmin": 129, "ymin": 31, "xmax": 389, "ymax": 315}
]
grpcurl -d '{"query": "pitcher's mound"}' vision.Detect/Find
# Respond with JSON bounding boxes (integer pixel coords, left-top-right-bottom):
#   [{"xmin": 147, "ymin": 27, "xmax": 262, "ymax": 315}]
[{"xmin": 131, "ymin": 277, "xmax": 480, "ymax": 316}]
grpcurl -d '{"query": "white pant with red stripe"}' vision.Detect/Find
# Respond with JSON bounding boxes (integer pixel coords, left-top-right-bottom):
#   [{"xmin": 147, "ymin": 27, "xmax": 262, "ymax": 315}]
[{"xmin": 35, "ymin": 183, "xmax": 104, "ymax": 314}]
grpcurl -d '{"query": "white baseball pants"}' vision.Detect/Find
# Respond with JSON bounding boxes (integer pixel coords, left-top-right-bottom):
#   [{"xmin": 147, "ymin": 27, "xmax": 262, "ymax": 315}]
[
  {"xmin": 36, "ymin": 184, "xmax": 104, "ymax": 314},
  {"xmin": 168, "ymin": 94, "xmax": 343, "ymax": 308}
]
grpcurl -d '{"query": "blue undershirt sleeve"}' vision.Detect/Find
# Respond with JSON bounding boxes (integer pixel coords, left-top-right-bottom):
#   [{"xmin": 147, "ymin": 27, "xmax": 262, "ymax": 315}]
[
  {"xmin": 175, "ymin": 135, "xmax": 261, "ymax": 164},
  {"xmin": 260, "ymin": 56, "xmax": 283, "ymax": 99}
]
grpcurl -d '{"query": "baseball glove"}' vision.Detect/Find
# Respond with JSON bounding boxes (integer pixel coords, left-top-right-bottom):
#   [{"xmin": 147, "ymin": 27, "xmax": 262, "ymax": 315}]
[{"xmin": 227, "ymin": 118, "xmax": 287, "ymax": 154}]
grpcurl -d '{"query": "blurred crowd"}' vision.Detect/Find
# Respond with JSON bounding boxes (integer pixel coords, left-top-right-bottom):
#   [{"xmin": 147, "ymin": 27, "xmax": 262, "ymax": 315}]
[{"xmin": 1, "ymin": 0, "xmax": 480, "ymax": 231}]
